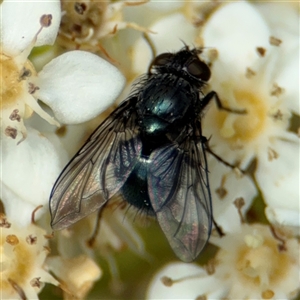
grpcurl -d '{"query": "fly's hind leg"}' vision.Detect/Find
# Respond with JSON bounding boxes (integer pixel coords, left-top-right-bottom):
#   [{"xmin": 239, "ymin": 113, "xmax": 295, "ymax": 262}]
[
  {"xmin": 201, "ymin": 136, "xmax": 246, "ymax": 174},
  {"xmin": 86, "ymin": 208, "xmax": 103, "ymax": 248}
]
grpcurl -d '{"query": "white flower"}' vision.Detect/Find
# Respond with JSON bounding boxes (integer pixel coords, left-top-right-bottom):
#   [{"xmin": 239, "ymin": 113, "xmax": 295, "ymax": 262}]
[
  {"xmin": 147, "ymin": 224, "xmax": 300, "ymax": 300},
  {"xmin": 0, "ymin": 0, "xmax": 125, "ymax": 225},
  {"xmin": 201, "ymin": 2, "xmax": 299, "ymax": 229},
  {"xmin": 0, "ymin": 214, "xmax": 58, "ymax": 299}
]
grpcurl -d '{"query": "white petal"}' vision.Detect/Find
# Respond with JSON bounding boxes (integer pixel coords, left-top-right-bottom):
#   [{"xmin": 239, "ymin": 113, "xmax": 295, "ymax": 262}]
[
  {"xmin": 209, "ymin": 158, "xmax": 257, "ymax": 233},
  {"xmin": 265, "ymin": 207, "xmax": 300, "ymax": 229},
  {"xmin": 1, "ymin": 0, "xmax": 61, "ymax": 56},
  {"xmin": 1, "ymin": 185, "xmax": 39, "ymax": 226},
  {"xmin": 133, "ymin": 13, "xmax": 197, "ymax": 74},
  {"xmin": 273, "ymin": 48, "xmax": 299, "ymax": 114},
  {"xmin": 0, "ymin": 126, "xmax": 66, "ymax": 226},
  {"xmin": 145, "ymin": 1, "xmax": 183, "ymax": 11},
  {"xmin": 34, "ymin": 51, "xmax": 126, "ymax": 124},
  {"xmin": 202, "ymin": 2, "xmax": 270, "ymax": 75},
  {"xmin": 256, "ymin": 2, "xmax": 299, "ymax": 36},
  {"xmin": 255, "ymin": 138, "xmax": 299, "ymax": 213}
]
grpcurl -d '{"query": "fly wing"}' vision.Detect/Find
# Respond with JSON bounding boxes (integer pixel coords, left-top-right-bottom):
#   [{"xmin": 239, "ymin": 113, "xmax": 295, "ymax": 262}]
[
  {"xmin": 148, "ymin": 125, "xmax": 212, "ymax": 262},
  {"xmin": 50, "ymin": 97, "xmax": 142, "ymax": 230}
]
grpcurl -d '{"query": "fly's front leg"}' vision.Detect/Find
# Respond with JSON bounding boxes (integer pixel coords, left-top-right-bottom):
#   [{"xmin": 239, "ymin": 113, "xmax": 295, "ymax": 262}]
[{"xmin": 201, "ymin": 91, "xmax": 247, "ymax": 114}]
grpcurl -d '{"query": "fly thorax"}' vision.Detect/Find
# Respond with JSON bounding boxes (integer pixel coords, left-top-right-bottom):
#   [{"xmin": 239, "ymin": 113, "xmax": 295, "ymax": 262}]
[{"xmin": 137, "ymin": 75, "xmax": 196, "ymax": 136}]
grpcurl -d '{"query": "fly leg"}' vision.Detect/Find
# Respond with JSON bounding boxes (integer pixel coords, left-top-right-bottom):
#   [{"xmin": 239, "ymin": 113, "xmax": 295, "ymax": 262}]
[
  {"xmin": 201, "ymin": 136, "xmax": 246, "ymax": 174},
  {"xmin": 200, "ymin": 90, "xmax": 247, "ymax": 172},
  {"xmin": 86, "ymin": 209, "xmax": 103, "ymax": 248},
  {"xmin": 201, "ymin": 90, "xmax": 247, "ymax": 114}
]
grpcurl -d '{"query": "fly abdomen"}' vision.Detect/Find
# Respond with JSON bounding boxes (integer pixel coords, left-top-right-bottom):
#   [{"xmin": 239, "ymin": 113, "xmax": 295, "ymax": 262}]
[{"xmin": 120, "ymin": 157, "xmax": 154, "ymax": 215}]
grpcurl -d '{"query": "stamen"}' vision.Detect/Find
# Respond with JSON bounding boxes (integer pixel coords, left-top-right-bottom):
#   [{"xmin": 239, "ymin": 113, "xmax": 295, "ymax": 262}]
[
  {"xmin": 30, "ymin": 277, "xmax": 42, "ymax": 288},
  {"xmin": 19, "ymin": 67, "xmax": 32, "ymax": 80},
  {"xmin": 16, "ymin": 131, "xmax": 27, "ymax": 145},
  {"xmin": 161, "ymin": 276, "xmax": 173, "ymax": 287},
  {"xmin": 9, "ymin": 109, "xmax": 21, "ymax": 122},
  {"xmin": 245, "ymin": 67, "xmax": 256, "ymax": 79},
  {"xmin": 26, "ymin": 235, "xmax": 38, "ymax": 245},
  {"xmin": 97, "ymin": 43, "xmax": 118, "ymax": 64},
  {"xmin": 234, "ymin": 197, "xmax": 246, "ymax": 223},
  {"xmin": 74, "ymin": 3, "xmax": 87, "ymax": 15},
  {"xmin": 15, "ymin": 14, "xmax": 53, "ymax": 65},
  {"xmin": 256, "ymin": 47, "xmax": 266, "ymax": 57},
  {"xmin": 269, "ymin": 36, "xmax": 282, "ymax": 46},
  {"xmin": 4, "ymin": 126, "xmax": 17, "ymax": 139},
  {"xmin": 6, "ymin": 234, "xmax": 19, "ymax": 245},
  {"xmin": 161, "ymin": 272, "xmax": 205, "ymax": 287},
  {"xmin": 31, "ymin": 205, "xmax": 43, "ymax": 224},
  {"xmin": 44, "ymin": 232, "xmax": 54, "ymax": 240},
  {"xmin": 28, "ymin": 82, "xmax": 40, "ymax": 94},
  {"xmin": 267, "ymin": 147, "xmax": 279, "ymax": 161},
  {"xmin": 270, "ymin": 83, "xmax": 284, "ymax": 97},
  {"xmin": 40, "ymin": 14, "xmax": 52, "ymax": 27},
  {"xmin": 270, "ymin": 225, "xmax": 287, "ymax": 252},
  {"xmin": 0, "ymin": 214, "xmax": 11, "ymax": 228}
]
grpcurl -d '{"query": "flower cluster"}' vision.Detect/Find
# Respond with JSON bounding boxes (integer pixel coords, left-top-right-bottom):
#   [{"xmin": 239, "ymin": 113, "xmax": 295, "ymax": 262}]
[
  {"xmin": 143, "ymin": 2, "xmax": 299, "ymax": 299},
  {"xmin": 1, "ymin": 0, "xmax": 299, "ymax": 299},
  {"xmin": 1, "ymin": 0, "xmax": 125, "ymax": 225},
  {"xmin": 0, "ymin": 214, "xmax": 58, "ymax": 299}
]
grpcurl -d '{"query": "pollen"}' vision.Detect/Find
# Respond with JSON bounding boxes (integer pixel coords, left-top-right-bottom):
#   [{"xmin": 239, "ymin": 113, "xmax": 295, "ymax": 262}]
[
  {"xmin": 6, "ymin": 234, "xmax": 19, "ymax": 245},
  {"xmin": 1, "ymin": 53, "xmax": 36, "ymax": 113},
  {"xmin": 0, "ymin": 54, "xmax": 24, "ymax": 109},
  {"xmin": 217, "ymin": 88, "xmax": 268, "ymax": 145},
  {"xmin": 1, "ymin": 232, "xmax": 35, "ymax": 289},
  {"xmin": 0, "ymin": 220, "xmax": 52, "ymax": 297},
  {"xmin": 236, "ymin": 231, "xmax": 290, "ymax": 288}
]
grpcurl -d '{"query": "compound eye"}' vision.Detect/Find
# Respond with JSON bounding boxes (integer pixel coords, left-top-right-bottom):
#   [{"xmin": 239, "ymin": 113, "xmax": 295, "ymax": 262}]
[
  {"xmin": 151, "ymin": 53, "xmax": 173, "ymax": 67},
  {"xmin": 186, "ymin": 59, "xmax": 211, "ymax": 81}
]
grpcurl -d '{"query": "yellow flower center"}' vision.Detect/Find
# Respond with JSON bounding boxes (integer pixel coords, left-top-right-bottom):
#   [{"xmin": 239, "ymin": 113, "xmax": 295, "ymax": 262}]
[
  {"xmin": 1, "ymin": 53, "xmax": 36, "ymax": 117},
  {"xmin": 236, "ymin": 233, "xmax": 290, "ymax": 290},
  {"xmin": 215, "ymin": 86, "xmax": 268, "ymax": 147},
  {"xmin": 1, "ymin": 233, "xmax": 35, "ymax": 291},
  {"xmin": 1, "ymin": 54, "xmax": 24, "ymax": 109}
]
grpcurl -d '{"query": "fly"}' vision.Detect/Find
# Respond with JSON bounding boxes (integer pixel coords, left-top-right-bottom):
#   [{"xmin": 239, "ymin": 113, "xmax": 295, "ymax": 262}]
[{"xmin": 49, "ymin": 46, "xmax": 240, "ymax": 262}]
